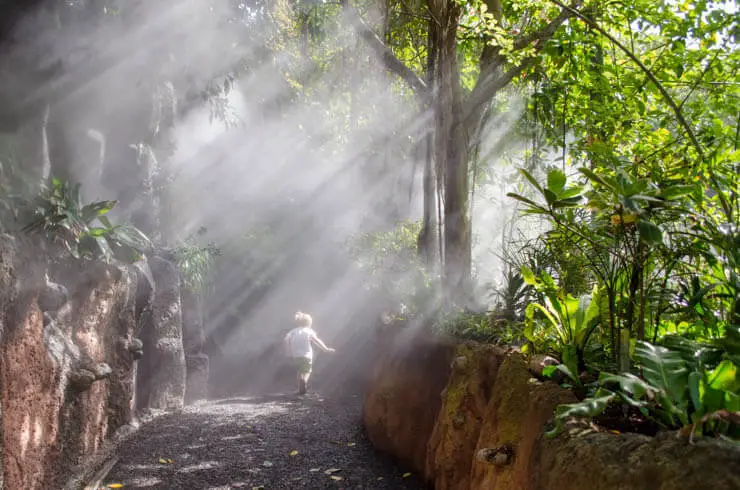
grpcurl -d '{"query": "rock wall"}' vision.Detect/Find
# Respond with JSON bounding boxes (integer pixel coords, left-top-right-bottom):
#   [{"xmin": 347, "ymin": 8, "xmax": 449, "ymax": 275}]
[
  {"xmin": 182, "ymin": 287, "xmax": 209, "ymax": 404},
  {"xmin": 425, "ymin": 343, "xmax": 505, "ymax": 489},
  {"xmin": 362, "ymin": 324, "xmax": 457, "ymax": 473},
  {"xmin": 0, "ymin": 236, "xmax": 187, "ymax": 489},
  {"xmin": 135, "ymin": 255, "xmax": 186, "ymax": 412},
  {"xmin": 363, "ymin": 325, "xmax": 740, "ymax": 490}
]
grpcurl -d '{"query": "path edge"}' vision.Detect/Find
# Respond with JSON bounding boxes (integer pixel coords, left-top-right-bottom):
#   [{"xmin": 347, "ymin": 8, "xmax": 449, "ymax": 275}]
[{"xmin": 64, "ymin": 410, "xmax": 171, "ymax": 490}]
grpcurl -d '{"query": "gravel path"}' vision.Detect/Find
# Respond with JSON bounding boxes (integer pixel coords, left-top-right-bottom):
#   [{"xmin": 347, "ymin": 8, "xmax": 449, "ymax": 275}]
[{"xmin": 103, "ymin": 391, "xmax": 428, "ymax": 489}]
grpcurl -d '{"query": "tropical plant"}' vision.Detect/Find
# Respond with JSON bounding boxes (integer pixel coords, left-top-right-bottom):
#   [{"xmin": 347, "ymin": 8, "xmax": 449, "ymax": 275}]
[
  {"xmin": 22, "ymin": 177, "xmax": 151, "ymax": 262},
  {"xmin": 490, "ymin": 268, "xmax": 532, "ymax": 322},
  {"xmin": 432, "ymin": 308, "xmax": 527, "ymax": 345},
  {"xmin": 172, "ymin": 227, "xmax": 222, "ymax": 294},
  {"xmin": 523, "ymin": 266, "xmax": 602, "ymax": 375},
  {"xmin": 547, "ymin": 340, "xmax": 740, "ymax": 442}
]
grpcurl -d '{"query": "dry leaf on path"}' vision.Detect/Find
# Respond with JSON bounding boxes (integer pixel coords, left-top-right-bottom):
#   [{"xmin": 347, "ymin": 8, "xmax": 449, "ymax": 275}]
[
  {"xmin": 324, "ymin": 468, "xmax": 341, "ymax": 475},
  {"xmin": 289, "ymin": 450, "xmax": 299, "ymax": 456}
]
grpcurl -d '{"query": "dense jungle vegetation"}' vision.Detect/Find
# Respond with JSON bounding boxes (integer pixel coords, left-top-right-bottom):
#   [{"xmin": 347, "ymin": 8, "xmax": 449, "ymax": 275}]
[{"xmin": 1, "ymin": 0, "xmax": 738, "ymax": 442}]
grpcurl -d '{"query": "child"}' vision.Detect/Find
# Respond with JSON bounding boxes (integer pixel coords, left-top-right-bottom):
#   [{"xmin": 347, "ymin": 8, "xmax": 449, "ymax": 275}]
[{"xmin": 283, "ymin": 311, "xmax": 335, "ymax": 394}]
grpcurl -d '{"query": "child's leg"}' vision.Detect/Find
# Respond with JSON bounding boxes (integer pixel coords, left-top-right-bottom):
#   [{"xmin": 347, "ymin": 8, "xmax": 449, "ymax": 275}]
[{"xmin": 297, "ymin": 358, "xmax": 312, "ymax": 394}]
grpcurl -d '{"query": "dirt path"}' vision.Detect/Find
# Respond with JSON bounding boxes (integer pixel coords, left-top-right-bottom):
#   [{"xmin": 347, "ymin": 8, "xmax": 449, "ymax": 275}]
[{"xmin": 102, "ymin": 391, "xmax": 428, "ymax": 489}]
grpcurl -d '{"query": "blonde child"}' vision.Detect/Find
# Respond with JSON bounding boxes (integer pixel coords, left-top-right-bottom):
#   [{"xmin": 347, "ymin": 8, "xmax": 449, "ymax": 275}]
[{"xmin": 283, "ymin": 311, "xmax": 335, "ymax": 394}]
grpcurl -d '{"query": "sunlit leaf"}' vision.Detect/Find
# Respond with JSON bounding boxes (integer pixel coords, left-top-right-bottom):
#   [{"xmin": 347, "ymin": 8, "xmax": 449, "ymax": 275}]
[
  {"xmin": 707, "ymin": 360, "xmax": 738, "ymax": 392},
  {"xmin": 547, "ymin": 169, "xmax": 567, "ymax": 195}
]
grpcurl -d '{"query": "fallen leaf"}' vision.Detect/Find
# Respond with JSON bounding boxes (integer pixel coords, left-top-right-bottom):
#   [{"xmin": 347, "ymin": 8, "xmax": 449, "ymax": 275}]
[
  {"xmin": 324, "ymin": 468, "xmax": 341, "ymax": 475},
  {"xmin": 251, "ymin": 486, "xmax": 264, "ymax": 490},
  {"xmin": 402, "ymin": 472, "xmax": 412, "ymax": 478},
  {"xmin": 107, "ymin": 484, "xmax": 124, "ymax": 489},
  {"xmin": 309, "ymin": 468, "xmax": 321, "ymax": 472},
  {"xmin": 289, "ymin": 450, "xmax": 299, "ymax": 456},
  {"xmin": 262, "ymin": 461, "xmax": 273, "ymax": 467},
  {"xmin": 377, "ymin": 477, "xmax": 384, "ymax": 481},
  {"xmin": 330, "ymin": 475, "xmax": 343, "ymax": 481},
  {"xmin": 346, "ymin": 442, "xmax": 356, "ymax": 447},
  {"xmin": 158, "ymin": 458, "xmax": 168, "ymax": 464}
]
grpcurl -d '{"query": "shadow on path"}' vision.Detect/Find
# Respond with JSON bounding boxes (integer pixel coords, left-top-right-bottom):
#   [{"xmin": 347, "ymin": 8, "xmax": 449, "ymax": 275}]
[{"xmin": 103, "ymin": 391, "xmax": 429, "ymax": 489}]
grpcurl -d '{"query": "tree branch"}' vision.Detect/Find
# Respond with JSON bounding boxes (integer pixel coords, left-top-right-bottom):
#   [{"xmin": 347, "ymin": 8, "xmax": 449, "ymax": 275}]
[
  {"xmin": 463, "ymin": 1, "xmax": 580, "ymax": 135},
  {"xmin": 346, "ymin": 6, "xmax": 429, "ymax": 97}
]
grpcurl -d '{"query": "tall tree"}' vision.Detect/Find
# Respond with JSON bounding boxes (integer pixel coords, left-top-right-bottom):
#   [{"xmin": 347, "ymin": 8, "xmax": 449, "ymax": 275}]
[{"xmin": 352, "ymin": 0, "xmax": 582, "ymax": 303}]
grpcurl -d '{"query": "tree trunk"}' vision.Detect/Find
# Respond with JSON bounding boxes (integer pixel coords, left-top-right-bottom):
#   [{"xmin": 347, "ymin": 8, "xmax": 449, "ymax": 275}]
[
  {"xmin": 432, "ymin": 0, "xmax": 471, "ymax": 304},
  {"xmin": 418, "ymin": 17, "xmax": 438, "ymax": 267}
]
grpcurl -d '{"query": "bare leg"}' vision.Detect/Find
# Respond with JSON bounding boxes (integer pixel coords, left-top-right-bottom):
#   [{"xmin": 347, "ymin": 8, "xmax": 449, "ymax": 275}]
[{"xmin": 299, "ymin": 370, "xmax": 312, "ymax": 394}]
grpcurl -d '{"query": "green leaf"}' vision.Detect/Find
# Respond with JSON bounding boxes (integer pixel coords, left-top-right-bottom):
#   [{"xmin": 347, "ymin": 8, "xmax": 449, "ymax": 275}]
[
  {"xmin": 706, "ymin": 360, "xmax": 738, "ymax": 392},
  {"xmin": 688, "ymin": 371, "xmax": 703, "ymax": 413},
  {"xmin": 542, "ymin": 365, "xmax": 558, "ymax": 378},
  {"xmin": 545, "ymin": 394, "xmax": 616, "ymax": 438},
  {"xmin": 518, "ymin": 168, "xmax": 544, "ymax": 194},
  {"xmin": 637, "ymin": 220, "xmax": 663, "ymax": 246},
  {"xmin": 81, "ymin": 200, "xmax": 117, "ymax": 223},
  {"xmin": 521, "ymin": 265, "xmax": 536, "ymax": 285},
  {"xmin": 634, "ymin": 341, "xmax": 689, "ymax": 407},
  {"xmin": 661, "ymin": 184, "xmax": 697, "ymax": 200},
  {"xmin": 507, "ymin": 193, "xmax": 547, "ymax": 212},
  {"xmin": 87, "ymin": 227, "xmax": 108, "ymax": 238},
  {"xmin": 552, "ymin": 196, "xmax": 582, "ymax": 208},
  {"xmin": 578, "ymin": 167, "xmax": 613, "ymax": 190},
  {"xmin": 99, "ymin": 215, "xmax": 113, "ymax": 229},
  {"xmin": 555, "ymin": 363, "xmax": 577, "ymax": 382},
  {"xmin": 559, "ymin": 186, "xmax": 584, "ymax": 199},
  {"xmin": 547, "ymin": 169, "xmax": 567, "ymax": 195},
  {"xmin": 111, "ymin": 225, "xmax": 152, "ymax": 251},
  {"xmin": 599, "ymin": 372, "xmax": 655, "ymax": 400}
]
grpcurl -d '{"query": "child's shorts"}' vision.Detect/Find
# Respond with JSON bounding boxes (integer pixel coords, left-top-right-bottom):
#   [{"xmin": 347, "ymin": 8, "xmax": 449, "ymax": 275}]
[{"xmin": 289, "ymin": 357, "xmax": 313, "ymax": 375}]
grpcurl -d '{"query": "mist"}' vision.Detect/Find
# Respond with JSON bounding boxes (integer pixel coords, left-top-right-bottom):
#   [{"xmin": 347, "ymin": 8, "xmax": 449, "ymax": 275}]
[{"xmin": 1, "ymin": 0, "xmax": 538, "ymax": 394}]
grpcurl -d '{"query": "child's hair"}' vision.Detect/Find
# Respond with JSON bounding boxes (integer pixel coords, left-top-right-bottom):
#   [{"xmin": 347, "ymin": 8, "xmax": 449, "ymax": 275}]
[{"xmin": 294, "ymin": 311, "xmax": 313, "ymax": 327}]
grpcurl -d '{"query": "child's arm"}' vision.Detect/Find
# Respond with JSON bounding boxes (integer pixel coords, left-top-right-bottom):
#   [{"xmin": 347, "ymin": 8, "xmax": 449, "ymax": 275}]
[{"xmin": 310, "ymin": 332, "xmax": 335, "ymax": 352}]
